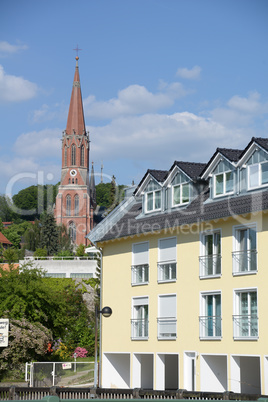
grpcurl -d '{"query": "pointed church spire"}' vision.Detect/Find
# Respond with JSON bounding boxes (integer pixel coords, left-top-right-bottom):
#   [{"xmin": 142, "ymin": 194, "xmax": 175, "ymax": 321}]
[
  {"xmin": 90, "ymin": 161, "xmax": 97, "ymax": 208},
  {"xmin": 66, "ymin": 56, "xmax": 86, "ymax": 136}
]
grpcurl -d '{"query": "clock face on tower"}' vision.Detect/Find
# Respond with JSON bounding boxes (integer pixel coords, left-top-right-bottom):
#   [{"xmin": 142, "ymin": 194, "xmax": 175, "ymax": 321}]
[{"xmin": 70, "ymin": 169, "xmax": 77, "ymax": 177}]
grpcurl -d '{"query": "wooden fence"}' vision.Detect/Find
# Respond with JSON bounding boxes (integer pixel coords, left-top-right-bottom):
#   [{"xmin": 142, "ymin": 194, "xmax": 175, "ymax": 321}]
[{"xmin": 0, "ymin": 387, "xmax": 267, "ymax": 401}]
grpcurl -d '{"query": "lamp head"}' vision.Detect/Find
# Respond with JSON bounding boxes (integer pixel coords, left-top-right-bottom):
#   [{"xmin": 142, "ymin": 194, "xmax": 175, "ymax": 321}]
[{"xmin": 101, "ymin": 306, "xmax": 112, "ymax": 318}]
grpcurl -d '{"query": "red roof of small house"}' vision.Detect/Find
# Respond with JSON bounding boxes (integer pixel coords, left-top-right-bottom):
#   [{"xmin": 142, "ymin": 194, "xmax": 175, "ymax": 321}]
[
  {"xmin": 0, "ymin": 232, "xmax": 12, "ymax": 245},
  {"xmin": 1, "ymin": 263, "xmax": 19, "ymax": 272}
]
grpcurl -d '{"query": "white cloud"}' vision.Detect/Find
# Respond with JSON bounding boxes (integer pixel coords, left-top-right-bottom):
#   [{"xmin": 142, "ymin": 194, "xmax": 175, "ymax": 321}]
[
  {"xmin": 30, "ymin": 103, "xmax": 67, "ymax": 123},
  {"xmin": 0, "ymin": 41, "xmax": 28, "ymax": 56},
  {"xmin": 0, "ymin": 65, "xmax": 38, "ymax": 102},
  {"xmin": 84, "ymin": 82, "xmax": 188, "ymax": 119},
  {"xmin": 176, "ymin": 66, "xmax": 201, "ymax": 80},
  {"xmin": 13, "ymin": 128, "xmax": 61, "ymax": 158}
]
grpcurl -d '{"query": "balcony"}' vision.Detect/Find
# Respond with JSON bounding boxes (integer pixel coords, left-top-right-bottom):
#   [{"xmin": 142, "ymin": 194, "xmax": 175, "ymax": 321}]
[
  {"xmin": 157, "ymin": 317, "xmax": 177, "ymax": 339},
  {"xmin": 199, "ymin": 316, "xmax": 222, "ymax": 339},
  {"xmin": 131, "ymin": 319, "xmax": 148, "ymax": 340},
  {"xmin": 232, "ymin": 250, "xmax": 257, "ymax": 275},
  {"xmin": 199, "ymin": 254, "xmax": 221, "ymax": 278},
  {"xmin": 131, "ymin": 264, "xmax": 149, "ymax": 285},
  {"xmin": 157, "ymin": 261, "xmax": 176, "ymax": 283},
  {"xmin": 233, "ymin": 315, "xmax": 258, "ymax": 339}
]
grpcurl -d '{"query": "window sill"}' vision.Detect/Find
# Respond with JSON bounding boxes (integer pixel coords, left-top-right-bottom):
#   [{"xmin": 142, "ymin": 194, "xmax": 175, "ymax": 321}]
[
  {"xmin": 131, "ymin": 337, "xmax": 149, "ymax": 341},
  {"xmin": 131, "ymin": 282, "xmax": 149, "ymax": 286},
  {"xmin": 233, "ymin": 336, "xmax": 259, "ymax": 341},
  {"xmin": 158, "ymin": 336, "xmax": 177, "ymax": 341},
  {"xmin": 232, "ymin": 271, "xmax": 257, "ymax": 276},
  {"xmin": 158, "ymin": 279, "xmax": 177, "ymax": 284},
  {"xmin": 199, "ymin": 274, "xmax": 221, "ymax": 280},
  {"xmin": 199, "ymin": 336, "xmax": 222, "ymax": 341}
]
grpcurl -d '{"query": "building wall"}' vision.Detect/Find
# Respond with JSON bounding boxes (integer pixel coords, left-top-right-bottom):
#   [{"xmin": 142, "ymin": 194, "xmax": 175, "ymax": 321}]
[{"xmin": 99, "ymin": 211, "xmax": 268, "ymax": 392}]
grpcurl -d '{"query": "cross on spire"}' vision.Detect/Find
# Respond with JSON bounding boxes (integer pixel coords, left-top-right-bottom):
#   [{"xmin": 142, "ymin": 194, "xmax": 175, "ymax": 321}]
[{"xmin": 73, "ymin": 44, "xmax": 82, "ymax": 58}]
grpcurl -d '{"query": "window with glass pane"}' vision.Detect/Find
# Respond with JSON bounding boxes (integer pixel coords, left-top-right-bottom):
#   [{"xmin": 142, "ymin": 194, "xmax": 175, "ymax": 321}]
[
  {"xmin": 199, "ymin": 232, "xmax": 221, "ymax": 277},
  {"xmin": 66, "ymin": 195, "xmax": 71, "ymax": 216},
  {"xmin": 215, "ymin": 171, "xmax": 233, "ymax": 196},
  {"xmin": 158, "ymin": 237, "xmax": 176, "ymax": 282},
  {"xmin": 74, "ymin": 195, "xmax": 79, "ymax": 216},
  {"xmin": 262, "ymin": 162, "xmax": 268, "ymax": 184},
  {"xmin": 233, "ymin": 291, "xmax": 258, "ymax": 338},
  {"xmin": 173, "ymin": 183, "xmax": 190, "ymax": 206},
  {"xmin": 225, "ymin": 171, "xmax": 233, "ymax": 192},
  {"xmin": 249, "ymin": 164, "xmax": 259, "ymax": 188},
  {"xmin": 158, "ymin": 294, "xmax": 177, "ymax": 339},
  {"xmin": 71, "ymin": 144, "xmax": 76, "ymax": 165},
  {"xmin": 200, "ymin": 294, "xmax": 221, "ymax": 338},
  {"xmin": 132, "ymin": 297, "xmax": 149, "ymax": 339},
  {"xmin": 233, "ymin": 226, "xmax": 257, "ymax": 274},
  {"xmin": 215, "ymin": 174, "xmax": 224, "ymax": 195},
  {"xmin": 146, "ymin": 190, "xmax": 161, "ymax": 212},
  {"xmin": 132, "ymin": 242, "xmax": 149, "ymax": 285}
]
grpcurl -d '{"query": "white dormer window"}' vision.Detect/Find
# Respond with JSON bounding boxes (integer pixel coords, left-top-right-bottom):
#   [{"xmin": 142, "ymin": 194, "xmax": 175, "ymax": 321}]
[
  {"xmin": 214, "ymin": 171, "xmax": 233, "ymax": 196},
  {"xmin": 171, "ymin": 171, "xmax": 191, "ymax": 207},
  {"xmin": 144, "ymin": 179, "xmax": 162, "ymax": 213},
  {"xmin": 146, "ymin": 190, "xmax": 161, "ymax": 212},
  {"xmin": 248, "ymin": 161, "xmax": 268, "ymax": 189},
  {"xmin": 173, "ymin": 182, "xmax": 190, "ymax": 206}
]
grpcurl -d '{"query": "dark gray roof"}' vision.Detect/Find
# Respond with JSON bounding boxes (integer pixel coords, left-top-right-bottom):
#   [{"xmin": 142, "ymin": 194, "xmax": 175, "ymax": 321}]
[
  {"xmin": 147, "ymin": 169, "xmax": 168, "ymax": 182},
  {"xmin": 99, "ymin": 188, "xmax": 268, "ymax": 242},
  {"xmin": 172, "ymin": 161, "xmax": 207, "ymax": 179},
  {"xmin": 217, "ymin": 148, "xmax": 243, "ymax": 162}
]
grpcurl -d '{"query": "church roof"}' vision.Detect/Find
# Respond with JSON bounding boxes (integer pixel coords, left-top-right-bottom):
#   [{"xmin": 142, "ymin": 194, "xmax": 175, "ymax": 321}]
[{"xmin": 66, "ymin": 57, "xmax": 86, "ymax": 136}]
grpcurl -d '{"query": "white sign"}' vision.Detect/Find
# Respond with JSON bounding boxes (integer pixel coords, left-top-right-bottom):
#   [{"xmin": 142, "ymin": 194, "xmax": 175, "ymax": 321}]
[
  {"xmin": 0, "ymin": 319, "xmax": 9, "ymax": 347},
  {"xmin": 62, "ymin": 363, "xmax": 72, "ymax": 370}
]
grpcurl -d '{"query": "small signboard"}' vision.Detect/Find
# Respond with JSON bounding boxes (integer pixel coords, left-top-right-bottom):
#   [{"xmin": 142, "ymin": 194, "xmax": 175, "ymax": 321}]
[
  {"xmin": 0, "ymin": 319, "xmax": 9, "ymax": 347},
  {"xmin": 62, "ymin": 363, "xmax": 72, "ymax": 370}
]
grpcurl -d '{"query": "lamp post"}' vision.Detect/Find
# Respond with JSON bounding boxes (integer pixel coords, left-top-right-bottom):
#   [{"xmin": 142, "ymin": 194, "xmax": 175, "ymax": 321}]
[{"xmin": 94, "ymin": 305, "xmax": 112, "ymax": 387}]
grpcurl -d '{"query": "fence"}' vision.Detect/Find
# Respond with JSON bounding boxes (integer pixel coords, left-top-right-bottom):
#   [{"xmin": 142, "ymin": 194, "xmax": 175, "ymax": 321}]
[
  {"xmin": 25, "ymin": 362, "xmax": 94, "ymax": 388},
  {"xmin": 0, "ymin": 387, "xmax": 267, "ymax": 401}
]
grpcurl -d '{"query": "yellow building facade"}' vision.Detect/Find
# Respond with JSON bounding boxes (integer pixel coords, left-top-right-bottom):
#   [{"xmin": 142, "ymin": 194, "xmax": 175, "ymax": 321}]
[{"xmin": 89, "ymin": 137, "xmax": 268, "ymax": 394}]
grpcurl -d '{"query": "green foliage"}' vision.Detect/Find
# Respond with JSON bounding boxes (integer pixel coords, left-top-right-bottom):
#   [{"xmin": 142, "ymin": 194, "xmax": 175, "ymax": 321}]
[
  {"xmin": 24, "ymin": 220, "xmax": 41, "ymax": 251},
  {"xmin": 2, "ymin": 248, "xmax": 18, "ymax": 264},
  {"xmin": 34, "ymin": 247, "xmax": 47, "ymax": 258},
  {"xmin": 0, "ymin": 318, "xmax": 52, "ymax": 379},
  {"xmin": 76, "ymin": 244, "xmax": 86, "ymax": 257},
  {"xmin": 40, "ymin": 212, "xmax": 59, "ymax": 255},
  {"xmin": 0, "ymin": 263, "xmax": 95, "ymax": 355},
  {"xmin": 95, "ymin": 182, "xmax": 125, "ymax": 208},
  {"xmin": 2, "ymin": 221, "xmax": 32, "ymax": 248},
  {"xmin": 57, "ymin": 224, "xmax": 72, "ymax": 252},
  {"xmin": 0, "ymin": 195, "xmax": 19, "ymax": 222}
]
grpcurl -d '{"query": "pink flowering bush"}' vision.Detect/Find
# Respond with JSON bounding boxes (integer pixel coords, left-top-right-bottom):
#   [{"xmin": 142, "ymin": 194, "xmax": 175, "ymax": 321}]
[{"xmin": 72, "ymin": 347, "xmax": 88, "ymax": 358}]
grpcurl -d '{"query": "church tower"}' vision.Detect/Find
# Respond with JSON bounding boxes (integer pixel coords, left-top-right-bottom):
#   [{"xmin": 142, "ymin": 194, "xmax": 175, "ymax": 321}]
[{"xmin": 54, "ymin": 56, "xmax": 94, "ymax": 246}]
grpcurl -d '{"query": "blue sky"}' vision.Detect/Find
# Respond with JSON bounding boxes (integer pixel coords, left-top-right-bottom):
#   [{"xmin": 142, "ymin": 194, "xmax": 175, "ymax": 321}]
[{"xmin": 1, "ymin": 0, "xmax": 268, "ymax": 197}]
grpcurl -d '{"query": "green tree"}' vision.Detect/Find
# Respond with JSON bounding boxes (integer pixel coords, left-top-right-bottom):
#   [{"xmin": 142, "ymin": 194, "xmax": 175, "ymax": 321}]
[
  {"xmin": 3, "ymin": 248, "xmax": 18, "ymax": 264},
  {"xmin": 40, "ymin": 212, "xmax": 59, "ymax": 255},
  {"xmin": 76, "ymin": 244, "xmax": 86, "ymax": 257},
  {"xmin": 24, "ymin": 220, "xmax": 41, "ymax": 251},
  {"xmin": 57, "ymin": 224, "xmax": 72, "ymax": 252}
]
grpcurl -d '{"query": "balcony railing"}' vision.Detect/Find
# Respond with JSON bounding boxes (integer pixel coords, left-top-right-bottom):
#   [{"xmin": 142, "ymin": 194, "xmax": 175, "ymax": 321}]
[
  {"xmin": 233, "ymin": 315, "xmax": 258, "ymax": 338},
  {"xmin": 232, "ymin": 250, "xmax": 257, "ymax": 274},
  {"xmin": 199, "ymin": 254, "xmax": 221, "ymax": 277},
  {"xmin": 199, "ymin": 316, "xmax": 222, "ymax": 339},
  {"xmin": 157, "ymin": 317, "xmax": 177, "ymax": 339},
  {"xmin": 157, "ymin": 261, "xmax": 177, "ymax": 282},
  {"xmin": 131, "ymin": 319, "xmax": 149, "ymax": 339},
  {"xmin": 131, "ymin": 264, "xmax": 149, "ymax": 285}
]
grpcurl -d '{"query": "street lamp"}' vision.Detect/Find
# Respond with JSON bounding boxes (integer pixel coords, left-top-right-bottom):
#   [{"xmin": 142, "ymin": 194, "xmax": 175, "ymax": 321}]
[{"xmin": 94, "ymin": 305, "xmax": 112, "ymax": 387}]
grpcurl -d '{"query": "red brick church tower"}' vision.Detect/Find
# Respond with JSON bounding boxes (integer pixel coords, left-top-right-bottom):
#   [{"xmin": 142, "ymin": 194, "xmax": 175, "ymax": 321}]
[{"xmin": 54, "ymin": 56, "xmax": 94, "ymax": 246}]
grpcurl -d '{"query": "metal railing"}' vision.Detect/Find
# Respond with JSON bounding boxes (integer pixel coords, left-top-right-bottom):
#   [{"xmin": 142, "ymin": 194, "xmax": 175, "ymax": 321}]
[
  {"xmin": 233, "ymin": 315, "xmax": 258, "ymax": 338},
  {"xmin": 131, "ymin": 319, "xmax": 149, "ymax": 339},
  {"xmin": 199, "ymin": 254, "xmax": 221, "ymax": 277},
  {"xmin": 232, "ymin": 250, "xmax": 257, "ymax": 274},
  {"xmin": 199, "ymin": 316, "xmax": 222, "ymax": 338},
  {"xmin": 157, "ymin": 261, "xmax": 177, "ymax": 282}
]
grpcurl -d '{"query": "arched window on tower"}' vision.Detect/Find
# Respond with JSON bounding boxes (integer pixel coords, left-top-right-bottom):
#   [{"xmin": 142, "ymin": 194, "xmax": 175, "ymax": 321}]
[
  {"xmin": 64, "ymin": 145, "xmax": 67, "ymax": 166},
  {"xmin": 71, "ymin": 144, "xmax": 76, "ymax": 165},
  {"xmin": 66, "ymin": 195, "xmax": 71, "ymax": 216},
  {"xmin": 81, "ymin": 145, "xmax": 84, "ymax": 167},
  {"xmin": 74, "ymin": 194, "xmax": 79, "ymax": 216},
  {"xmin": 69, "ymin": 221, "xmax": 76, "ymax": 243}
]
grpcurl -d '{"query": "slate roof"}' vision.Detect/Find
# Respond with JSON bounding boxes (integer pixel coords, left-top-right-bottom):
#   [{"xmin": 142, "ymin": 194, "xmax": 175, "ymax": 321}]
[
  {"xmin": 99, "ymin": 187, "xmax": 268, "ymax": 242},
  {"xmin": 134, "ymin": 169, "xmax": 168, "ymax": 195},
  {"xmin": 217, "ymin": 148, "xmax": 243, "ymax": 162},
  {"xmin": 172, "ymin": 161, "xmax": 207, "ymax": 179}
]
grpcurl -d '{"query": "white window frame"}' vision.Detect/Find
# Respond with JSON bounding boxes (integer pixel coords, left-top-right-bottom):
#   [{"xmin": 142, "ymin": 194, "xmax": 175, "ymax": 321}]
[
  {"xmin": 158, "ymin": 237, "xmax": 177, "ymax": 283},
  {"xmin": 199, "ymin": 230, "xmax": 221, "ymax": 279},
  {"xmin": 213, "ymin": 170, "xmax": 234, "ymax": 198},
  {"xmin": 247, "ymin": 160, "xmax": 268, "ymax": 190},
  {"xmin": 199, "ymin": 291, "xmax": 222, "ymax": 340},
  {"xmin": 131, "ymin": 296, "xmax": 149, "ymax": 340},
  {"xmin": 145, "ymin": 189, "xmax": 162, "ymax": 213},
  {"xmin": 158, "ymin": 294, "xmax": 177, "ymax": 340},
  {"xmin": 233, "ymin": 288, "xmax": 258, "ymax": 340},
  {"xmin": 132, "ymin": 242, "xmax": 149, "ymax": 286},
  {"xmin": 232, "ymin": 224, "xmax": 257, "ymax": 276},
  {"xmin": 172, "ymin": 182, "xmax": 190, "ymax": 207}
]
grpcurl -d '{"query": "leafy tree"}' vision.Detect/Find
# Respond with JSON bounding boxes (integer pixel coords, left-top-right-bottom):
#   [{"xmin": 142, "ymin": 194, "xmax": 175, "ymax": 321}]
[
  {"xmin": 24, "ymin": 220, "xmax": 41, "ymax": 251},
  {"xmin": 0, "ymin": 318, "xmax": 52, "ymax": 380},
  {"xmin": 57, "ymin": 224, "xmax": 72, "ymax": 252},
  {"xmin": 40, "ymin": 212, "xmax": 59, "ymax": 255},
  {"xmin": 3, "ymin": 248, "xmax": 18, "ymax": 264},
  {"xmin": 34, "ymin": 247, "xmax": 47, "ymax": 258},
  {"xmin": 0, "ymin": 195, "xmax": 18, "ymax": 222},
  {"xmin": 76, "ymin": 244, "xmax": 86, "ymax": 257}
]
